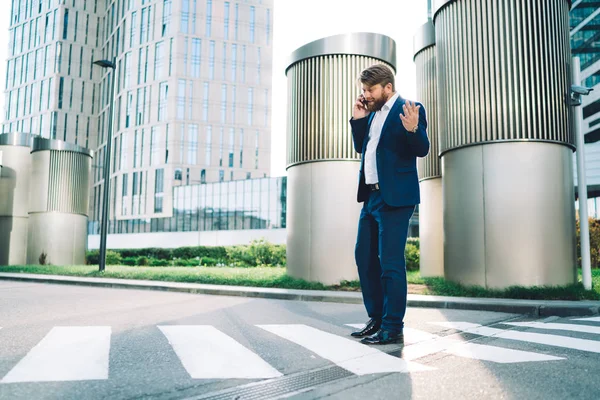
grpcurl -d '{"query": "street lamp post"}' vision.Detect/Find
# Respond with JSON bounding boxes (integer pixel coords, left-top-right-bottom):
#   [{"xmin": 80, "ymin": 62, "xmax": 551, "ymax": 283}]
[
  {"xmin": 570, "ymin": 57, "xmax": 594, "ymax": 290},
  {"xmin": 93, "ymin": 59, "xmax": 117, "ymax": 272}
]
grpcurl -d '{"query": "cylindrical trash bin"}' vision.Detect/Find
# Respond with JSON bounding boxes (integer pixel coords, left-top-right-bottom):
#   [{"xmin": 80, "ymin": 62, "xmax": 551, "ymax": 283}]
[
  {"xmin": 434, "ymin": 0, "xmax": 576, "ymax": 288},
  {"xmin": 0, "ymin": 133, "xmax": 33, "ymax": 265},
  {"xmin": 27, "ymin": 137, "xmax": 93, "ymax": 266},
  {"xmin": 414, "ymin": 21, "xmax": 443, "ymax": 278},
  {"xmin": 285, "ymin": 32, "xmax": 396, "ymax": 284}
]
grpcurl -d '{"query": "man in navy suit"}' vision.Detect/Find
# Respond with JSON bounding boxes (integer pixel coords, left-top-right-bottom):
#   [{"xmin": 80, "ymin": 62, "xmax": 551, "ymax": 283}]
[{"xmin": 349, "ymin": 64, "xmax": 430, "ymax": 345}]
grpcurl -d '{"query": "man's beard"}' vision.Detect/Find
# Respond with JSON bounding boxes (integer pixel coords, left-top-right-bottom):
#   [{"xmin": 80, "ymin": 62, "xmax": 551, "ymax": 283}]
[{"xmin": 367, "ymin": 94, "xmax": 389, "ymax": 112}]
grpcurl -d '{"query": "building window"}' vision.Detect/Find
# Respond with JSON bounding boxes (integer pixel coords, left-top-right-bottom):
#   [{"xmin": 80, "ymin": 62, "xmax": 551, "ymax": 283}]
[
  {"xmin": 209, "ymin": 40, "xmax": 215, "ymax": 79},
  {"xmin": 162, "ymin": 0, "xmax": 172, "ymax": 37},
  {"xmin": 181, "ymin": 0, "xmax": 189, "ymax": 33},
  {"xmin": 188, "ymin": 124, "xmax": 198, "ymax": 165},
  {"xmin": 122, "ymin": 173, "xmax": 129, "ymax": 215},
  {"xmin": 248, "ymin": 88, "xmax": 253, "ymax": 125},
  {"xmin": 154, "ymin": 41, "xmax": 164, "ymax": 79},
  {"xmin": 205, "ymin": 0, "xmax": 212, "ymax": 37},
  {"xmin": 229, "ymin": 128, "xmax": 234, "ymax": 168},
  {"xmin": 177, "ymin": 79, "xmax": 186, "ymax": 120},
  {"xmin": 58, "ymin": 77, "xmax": 64, "ymax": 109},
  {"xmin": 206, "ymin": 126, "xmax": 212, "ymax": 166},
  {"xmin": 191, "ymin": 38, "xmax": 201, "ymax": 78},
  {"xmin": 249, "ymin": 6, "xmax": 255, "ymax": 43},
  {"xmin": 221, "ymin": 84, "xmax": 227, "ymax": 123},
  {"xmin": 154, "ymin": 168, "xmax": 164, "ymax": 212},
  {"xmin": 266, "ymin": 8, "xmax": 271, "ymax": 45},
  {"xmin": 63, "ymin": 8, "xmax": 69, "ymax": 40},
  {"xmin": 203, "ymin": 82, "xmax": 209, "ymax": 121},
  {"xmin": 151, "ymin": 127, "xmax": 161, "ymax": 165},
  {"xmin": 231, "ymin": 44, "xmax": 237, "ymax": 81},
  {"xmin": 158, "ymin": 82, "xmax": 168, "ymax": 121},
  {"xmin": 130, "ymin": 11, "xmax": 137, "ymax": 47},
  {"xmin": 241, "ymin": 45, "xmax": 246, "ymax": 82},
  {"xmin": 224, "ymin": 2, "xmax": 230, "ymax": 40}
]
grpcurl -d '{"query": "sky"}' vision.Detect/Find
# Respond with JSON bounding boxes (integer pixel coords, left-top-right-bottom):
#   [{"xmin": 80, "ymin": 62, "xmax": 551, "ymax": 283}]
[{"xmin": 0, "ymin": 0, "xmax": 429, "ymax": 177}]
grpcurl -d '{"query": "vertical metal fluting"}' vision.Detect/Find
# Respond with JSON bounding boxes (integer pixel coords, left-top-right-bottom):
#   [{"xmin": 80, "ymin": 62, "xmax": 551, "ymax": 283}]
[
  {"xmin": 285, "ymin": 33, "xmax": 397, "ymax": 284},
  {"xmin": 434, "ymin": 0, "xmax": 576, "ymax": 289},
  {"xmin": 414, "ymin": 22, "xmax": 443, "ymax": 277}
]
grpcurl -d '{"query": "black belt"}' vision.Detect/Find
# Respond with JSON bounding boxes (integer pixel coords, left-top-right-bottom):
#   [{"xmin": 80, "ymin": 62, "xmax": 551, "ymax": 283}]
[{"xmin": 367, "ymin": 183, "xmax": 380, "ymax": 191}]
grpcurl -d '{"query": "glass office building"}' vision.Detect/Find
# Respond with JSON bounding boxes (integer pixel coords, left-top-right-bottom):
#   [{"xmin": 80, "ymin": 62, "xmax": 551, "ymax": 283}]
[
  {"xmin": 88, "ymin": 175, "xmax": 286, "ymax": 234},
  {"xmin": 4, "ymin": 0, "xmax": 274, "ymax": 232},
  {"xmin": 571, "ymin": 0, "xmax": 600, "ymax": 215}
]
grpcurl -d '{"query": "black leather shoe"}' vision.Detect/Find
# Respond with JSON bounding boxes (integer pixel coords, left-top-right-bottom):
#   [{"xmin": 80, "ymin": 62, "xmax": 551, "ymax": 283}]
[
  {"xmin": 360, "ymin": 329, "xmax": 404, "ymax": 345},
  {"xmin": 350, "ymin": 318, "xmax": 381, "ymax": 338}
]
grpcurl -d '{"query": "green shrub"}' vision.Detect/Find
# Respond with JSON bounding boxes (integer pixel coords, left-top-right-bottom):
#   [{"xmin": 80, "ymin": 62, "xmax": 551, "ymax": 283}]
[
  {"xmin": 86, "ymin": 240, "xmax": 287, "ymax": 268},
  {"xmin": 247, "ymin": 238, "xmax": 285, "ymax": 266},
  {"xmin": 136, "ymin": 256, "xmax": 149, "ymax": 266},
  {"xmin": 150, "ymin": 259, "xmax": 169, "ymax": 267},
  {"xmin": 226, "ymin": 245, "xmax": 256, "ymax": 266},
  {"xmin": 576, "ymin": 217, "xmax": 600, "ymax": 268},
  {"xmin": 121, "ymin": 257, "xmax": 137, "ymax": 266},
  {"xmin": 86, "ymin": 250, "xmax": 99, "ymax": 265},
  {"xmin": 105, "ymin": 250, "xmax": 122, "ymax": 266},
  {"xmin": 405, "ymin": 243, "xmax": 419, "ymax": 271},
  {"xmin": 407, "ymin": 237, "xmax": 420, "ymax": 250},
  {"xmin": 201, "ymin": 257, "xmax": 219, "ymax": 266}
]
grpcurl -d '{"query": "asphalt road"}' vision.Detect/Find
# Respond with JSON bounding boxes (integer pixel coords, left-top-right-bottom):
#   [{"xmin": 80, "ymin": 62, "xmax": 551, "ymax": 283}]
[{"xmin": 0, "ymin": 281, "xmax": 598, "ymax": 400}]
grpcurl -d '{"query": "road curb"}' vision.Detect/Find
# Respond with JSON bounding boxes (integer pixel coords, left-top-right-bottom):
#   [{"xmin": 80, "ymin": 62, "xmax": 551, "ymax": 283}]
[{"xmin": 1, "ymin": 273, "xmax": 598, "ymax": 317}]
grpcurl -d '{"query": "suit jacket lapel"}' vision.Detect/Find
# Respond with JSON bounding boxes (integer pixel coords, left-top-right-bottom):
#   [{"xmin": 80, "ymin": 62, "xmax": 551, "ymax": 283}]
[{"xmin": 380, "ymin": 97, "xmax": 404, "ymax": 139}]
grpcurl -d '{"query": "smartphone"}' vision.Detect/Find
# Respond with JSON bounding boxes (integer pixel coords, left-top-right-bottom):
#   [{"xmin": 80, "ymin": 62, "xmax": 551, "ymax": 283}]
[{"xmin": 360, "ymin": 96, "xmax": 368, "ymax": 108}]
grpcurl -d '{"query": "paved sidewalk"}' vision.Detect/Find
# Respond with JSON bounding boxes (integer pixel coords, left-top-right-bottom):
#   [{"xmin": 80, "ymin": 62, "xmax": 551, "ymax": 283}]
[{"xmin": 1, "ymin": 272, "xmax": 598, "ymax": 317}]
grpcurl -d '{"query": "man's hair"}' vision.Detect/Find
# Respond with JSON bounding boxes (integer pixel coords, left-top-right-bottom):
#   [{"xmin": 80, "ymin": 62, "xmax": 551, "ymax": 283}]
[{"xmin": 359, "ymin": 64, "xmax": 395, "ymax": 91}]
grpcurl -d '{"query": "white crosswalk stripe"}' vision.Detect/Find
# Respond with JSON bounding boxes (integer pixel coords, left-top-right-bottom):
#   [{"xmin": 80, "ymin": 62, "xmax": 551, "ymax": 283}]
[
  {"xmin": 348, "ymin": 324, "xmax": 563, "ymax": 363},
  {"xmin": 573, "ymin": 316, "xmax": 600, "ymax": 322},
  {"xmin": 505, "ymin": 321, "xmax": 600, "ymax": 335},
  {"xmin": 257, "ymin": 324, "xmax": 434, "ymax": 375},
  {"xmin": 431, "ymin": 321, "xmax": 600, "ymax": 353},
  {"xmin": 1, "ymin": 326, "xmax": 111, "ymax": 383},
  {"xmin": 158, "ymin": 325, "xmax": 282, "ymax": 379},
  {"xmin": 0, "ymin": 318, "xmax": 598, "ymax": 384}
]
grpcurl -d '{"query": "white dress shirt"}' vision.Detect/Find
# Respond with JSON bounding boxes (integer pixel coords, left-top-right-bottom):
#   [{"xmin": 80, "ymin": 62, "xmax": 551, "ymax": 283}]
[{"xmin": 364, "ymin": 92, "xmax": 399, "ymax": 185}]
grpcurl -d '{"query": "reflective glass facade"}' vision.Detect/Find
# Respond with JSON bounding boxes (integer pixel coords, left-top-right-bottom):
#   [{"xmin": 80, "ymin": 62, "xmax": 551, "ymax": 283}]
[{"xmin": 88, "ymin": 176, "xmax": 286, "ymax": 234}]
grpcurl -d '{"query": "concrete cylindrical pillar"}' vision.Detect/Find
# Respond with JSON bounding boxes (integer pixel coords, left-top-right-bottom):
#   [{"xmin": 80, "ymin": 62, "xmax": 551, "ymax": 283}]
[
  {"xmin": 0, "ymin": 133, "xmax": 33, "ymax": 265},
  {"xmin": 414, "ymin": 21, "xmax": 443, "ymax": 278},
  {"xmin": 285, "ymin": 32, "xmax": 396, "ymax": 284},
  {"xmin": 27, "ymin": 137, "xmax": 93, "ymax": 266},
  {"xmin": 434, "ymin": 0, "xmax": 576, "ymax": 288}
]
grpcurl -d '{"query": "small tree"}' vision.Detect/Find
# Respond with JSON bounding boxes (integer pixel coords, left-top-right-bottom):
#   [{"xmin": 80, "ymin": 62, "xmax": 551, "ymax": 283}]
[
  {"xmin": 576, "ymin": 217, "xmax": 600, "ymax": 268},
  {"xmin": 39, "ymin": 251, "xmax": 48, "ymax": 265}
]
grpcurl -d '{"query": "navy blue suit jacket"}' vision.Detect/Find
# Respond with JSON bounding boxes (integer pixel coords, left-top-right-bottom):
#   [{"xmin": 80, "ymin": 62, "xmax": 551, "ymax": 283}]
[{"xmin": 350, "ymin": 97, "xmax": 430, "ymax": 207}]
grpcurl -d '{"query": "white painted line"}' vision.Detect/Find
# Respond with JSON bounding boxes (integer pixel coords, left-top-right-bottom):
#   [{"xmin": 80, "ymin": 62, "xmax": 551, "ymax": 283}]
[
  {"xmin": 572, "ymin": 316, "xmax": 600, "ymax": 323},
  {"xmin": 506, "ymin": 321, "xmax": 600, "ymax": 335},
  {"xmin": 431, "ymin": 322, "xmax": 600, "ymax": 353},
  {"xmin": 1, "ymin": 327, "xmax": 111, "ymax": 383},
  {"xmin": 258, "ymin": 324, "xmax": 434, "ymax": 375},
  {"xmin": 443, "ymin": 343, "xmax": 563, "ymax": 363},
  {"xmin": 372, "ymin": 328, "xmax": 565, "ymax": 363},
  {"xmin": 159, "ymin": 325, "xmax": 282, "ymax": 379},
  {"xmin": 346, "ymin": 324, "xmax": 439, "ymax": 344}
]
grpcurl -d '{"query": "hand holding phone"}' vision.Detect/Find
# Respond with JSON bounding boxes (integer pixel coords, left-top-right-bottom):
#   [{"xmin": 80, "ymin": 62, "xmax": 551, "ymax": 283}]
[{"xmin": 353, "ymin": 95, "xmax": 369, "ymax": 119}]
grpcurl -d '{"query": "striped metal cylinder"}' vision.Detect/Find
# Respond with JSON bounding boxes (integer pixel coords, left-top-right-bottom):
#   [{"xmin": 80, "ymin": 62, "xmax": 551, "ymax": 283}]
[
  {"xmin": 434, "ymin": 0, "xmax": 573, "ymax": 155},
  {"xmin": 27, "ymin": 137, "xmax": 93, "ymax": 265},
  {"xmin": 285, "ymin": 33, "xmax": 396, "ymax": 168},
  {"xmin": 433, "ymin": 0, "xmax": 577, "ymax": 289},
  {"xmin": 414, "ymin": 21, "xmax": 440, "ymax": 180},
  {"xmin": 285, "ymin": 33, "xmax": 397, "ymax": 285}
]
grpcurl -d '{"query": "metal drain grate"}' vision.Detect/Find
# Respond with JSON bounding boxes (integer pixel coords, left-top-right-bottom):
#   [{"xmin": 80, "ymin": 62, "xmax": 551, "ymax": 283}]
[{"xmin": 187, "ymin": 366, "xmax": 354, "ymax": 400}]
